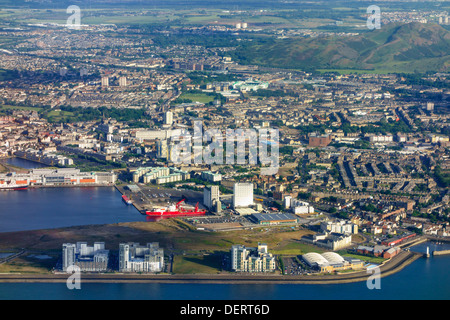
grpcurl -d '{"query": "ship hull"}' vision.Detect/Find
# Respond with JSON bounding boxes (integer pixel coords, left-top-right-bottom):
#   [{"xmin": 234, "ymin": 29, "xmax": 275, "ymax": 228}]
[
  {"xmin": 145, "ymin": 211, "xmax": 206, "ymax": 217},
  {"xmin": 122, "ymin": 195, "xmax": 132, "ymax": 205},
  {"xmin": 0, "ymin": 185, "xmax": 28, "ymax": 191},
  {"xmin": 145, "ymin": 199, "xmax": 206, "ymax": 217}
]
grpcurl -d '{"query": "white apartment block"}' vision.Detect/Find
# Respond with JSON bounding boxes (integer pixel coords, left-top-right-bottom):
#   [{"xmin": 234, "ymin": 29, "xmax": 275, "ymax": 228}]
[
  {"xmin": 231, "ymin": 243, "xmax": 276, "ymax": 273},
  {"xmin": 119, "ymin": 242, "xmax": 164, "ymax": 273},
  {"xmin": 233, "ymin": 182, "xmax": 254, "ymax": 208},
  {"xmin": 62, "ymin": 242, "xmax": 109, "ymax": 272},
  {"xmin": 320, "ymin": 220, "xmax": 358, "ymax": 234},
  {"xmin": 284, "ymin": 196, "xmax": 314, "ymax": 214}
]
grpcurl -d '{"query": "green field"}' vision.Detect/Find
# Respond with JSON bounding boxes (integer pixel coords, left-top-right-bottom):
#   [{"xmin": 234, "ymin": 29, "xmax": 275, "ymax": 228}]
[
  {"xmin": 0, "ymin": 105, "xmax": 42, "ymax": 113},
  {"xmin": 316, "ymin": 68, "xmax": 407, "ymax": 75},
  {"xmin": 177, "ymin": 92, "xmax": 215, "ymax": 104},
  {"xmin": 339, "ymin": 253, "xmax": 386, "ymax": 264},
  {"xmin": 271, "ymin": 241, "xmax": 324, "ymax": 255},
  {"xmin": 172, "ymin": 254, "xmax": 223, "ymax": 274}
]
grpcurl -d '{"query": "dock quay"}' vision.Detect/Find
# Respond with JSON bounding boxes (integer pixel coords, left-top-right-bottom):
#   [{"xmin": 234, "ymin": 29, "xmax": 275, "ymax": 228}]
[{"xmin": 114, "ymin": 183, "xmax": 206, "ymax": 216}]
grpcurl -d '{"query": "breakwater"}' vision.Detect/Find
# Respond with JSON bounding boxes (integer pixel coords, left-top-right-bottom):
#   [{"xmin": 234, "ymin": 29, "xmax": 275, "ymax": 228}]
[{"xmin": 433, "ymin": 250, "xmax": 450, "ymax": 256}]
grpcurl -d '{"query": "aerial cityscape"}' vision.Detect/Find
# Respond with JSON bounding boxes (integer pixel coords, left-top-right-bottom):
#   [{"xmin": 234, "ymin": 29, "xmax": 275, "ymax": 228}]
[{"xmin": 0, "ymin": 0, "xmax": 449, "ymax": 305}]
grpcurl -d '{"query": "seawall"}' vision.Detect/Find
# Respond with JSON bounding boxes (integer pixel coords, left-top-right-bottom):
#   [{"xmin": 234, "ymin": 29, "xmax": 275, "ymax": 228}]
[{"xmin": 433, "ymin": 250, "xmax": 450, "ymax": 256}]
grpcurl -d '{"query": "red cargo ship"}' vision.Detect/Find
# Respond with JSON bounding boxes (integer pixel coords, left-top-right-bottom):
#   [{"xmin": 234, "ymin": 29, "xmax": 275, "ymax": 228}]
[{"xmin": 145, "ymin": 199, "xmax": 206, "ymax": 217}]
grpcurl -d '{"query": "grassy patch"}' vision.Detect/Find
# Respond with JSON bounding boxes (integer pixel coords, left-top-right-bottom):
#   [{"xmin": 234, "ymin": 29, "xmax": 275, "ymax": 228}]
[
  {"xmin": 0, "ymin": 255, "xmax": 57, "ymax": 274},
  {"xmin": 341, "ymin": 253, "xmax": 386, "ymax": 264},
  {"xmin": 272, "ymin": 241, "xmax": 324, "ymax": 255},
  {"xmin": 0, "ymin": 105, "xmax": 42, "ymax": 113},
  {"xmin": 172, "ymin": 254, "xmax": 223, "ymax": 274},
  {"xmin": 176, "ymin": 93, "xmax": 215, "ymax": 104}
]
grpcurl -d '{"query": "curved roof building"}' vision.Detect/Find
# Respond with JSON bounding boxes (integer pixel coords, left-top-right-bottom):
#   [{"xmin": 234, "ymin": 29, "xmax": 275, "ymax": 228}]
[
  {"xmin": 321, "ymin": 252, "xmax": 345, "ymax": 265},
  {"xmin": 302, "ymin": 252, "xmax": 364, "ymax": 273},
  {"xmin": 302, "ymin": 252, "xmax": 329, "ymax": 268}
]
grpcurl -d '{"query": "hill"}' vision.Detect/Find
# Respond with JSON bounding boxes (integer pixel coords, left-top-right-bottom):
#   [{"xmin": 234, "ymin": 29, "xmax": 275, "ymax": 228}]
[{"xmin": 232, "ymin": 22, "xmax": 450, "ymax": 73}]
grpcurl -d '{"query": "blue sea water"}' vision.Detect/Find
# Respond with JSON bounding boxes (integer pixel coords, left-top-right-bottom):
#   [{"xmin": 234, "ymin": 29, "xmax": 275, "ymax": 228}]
[
  {"xmin": 0, "ymin": 186, "xmax": 146, "ymax": 232},
  {"xmin": 0, "ymin": 171, "xmax": 448, "ymax": 300},
  {"xmin": 0, "ymin": 255, "xmax": 449, "ymax": 300}
]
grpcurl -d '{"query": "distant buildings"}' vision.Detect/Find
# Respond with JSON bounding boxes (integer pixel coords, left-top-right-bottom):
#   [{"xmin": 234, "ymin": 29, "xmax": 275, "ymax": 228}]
[
  {"xmin": 119, "ymin": 242, "xmax": 164, "ymax": 273},
  {"xmin": 284, "ymin": 196, "xmax": 314, "ymax": 214},
  {"xmin": 303, "ymin": 232, "xmax": 353, "ymax": 250},
  {"xmin": 233, "ymin": 182, "xmax": 254, "ymax": 208},
  {"xmin": 156, "ymin": 139, "xmax": 169, "ymax": 159},
  {"xmin": 356, "ymin": 245, "xmax": 401, "ymax": 259},
  {"xmin": 163, "ymin": 111, "xmax": 173, "ymax": 126},
  {"xmin": 320, "ymin": 220, "xmax": 358, "ymax": 234},
  {"xmin": 15, "ymin": 149, "xmax": 73, "ymax": 166},
  {"xmin": 119, "ymin": 76, "xmax": 127, "ymax": 87},
  {"xmin": 201, "ymin": 171, "xmax": 222, "ymax": 183},
  {"xmin": 232, "ymin": 79, "xmax": 269, "ymax": 92},
  {"xmin": 132, "ymin": 166, "xmax": 190, "ymax": 184},
  {"xmin": 0, "ymin": 168, "xmax": 117, "ymax": 187},
  {"xmin": 101, "ymin": 76, "xmax": 109, "ymax": 87},
  {"xmin": 308, "ymin": 132, "xmax": 332, "ymax": 147},
  {"xmin": 230, "ymin": 243, "xmax": 276, "ymax": 273},
  {"xmin": 250, "ymin": 213, "xmax": 300, "ymax": 226},
  {"xmin": 62, "ymin": 242, "xmax": 109, "ymax": 272},
  {"xmin": 59, "ymin": 67, "xmax": 68, "ymax": 77},
  {"xmin": 367, "ymin": 134, "xmax": 394, "ymax": 143}
]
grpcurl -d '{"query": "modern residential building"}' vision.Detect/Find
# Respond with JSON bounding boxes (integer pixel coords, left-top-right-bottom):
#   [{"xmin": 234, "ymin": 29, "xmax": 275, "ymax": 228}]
[
  {"xmin": 284, "ymin": 196, "xmax": 314, "ymax": 214},
  {"xmin": 164, "ymin": 111, "xmax": 173, "ymax": 126},
  {"xmin": 62, "ymin": 242, "xmax": 109, "ymax": 272},
  {"xmin": 101, "ymin": 76, "xmax": 109, "ymax": 87},
  {"xmin": 157, "ymin": 139, "xmax": 169, "ymax": 159},
  {"xmin": 203, "ymin": 185, "xmax": 220, "ymax": 210},
  {"xmin": 320, "ymin": 220, "xmax": 358, "ymax": 234},
  {"xmin": 119, "ymin": 242, "xmax": 164, "ymax": 273},
  {"xmin": 132, "ymin": 166, "xmax": 190, "ymax": 184},
  {"xmin": 230, "ymin": 243, "xmax": 276, "ymax": 273},
  {"xmin": 201, "ymin": 171, "xmax": 222, "ymax": 183},
  {"xmin": 119, "ymin": 76, "xmax": 127, "ymax": 87},
  {"xmin": 233, "ymin": 182, "xmax": 254, "ymax": 208},
  {"xmin": 15, "ymin": 149, "xmax": 74, "ymax": 166}
]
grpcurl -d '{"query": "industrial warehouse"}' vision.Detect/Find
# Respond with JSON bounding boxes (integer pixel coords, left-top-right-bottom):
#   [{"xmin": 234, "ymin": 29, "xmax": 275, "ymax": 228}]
[
  {"xmin": 0, "ymin": 168, "xmax": 117, "ymax": 188},
  {"xmin": 249, "ymin": 213, "xmax": 302, "ymax": 226}
]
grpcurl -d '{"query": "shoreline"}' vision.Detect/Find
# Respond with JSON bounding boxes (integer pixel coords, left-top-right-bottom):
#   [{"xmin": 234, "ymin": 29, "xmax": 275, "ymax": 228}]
[{"xmin": 0, "ymin": 251, "xmax": 423, "ymax": 285}]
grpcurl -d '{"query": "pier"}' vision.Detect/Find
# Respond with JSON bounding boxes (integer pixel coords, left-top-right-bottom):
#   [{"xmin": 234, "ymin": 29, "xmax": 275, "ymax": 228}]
[{"xmin": 432, "ymin": 250, "xmax": 450, "ymax": 256}]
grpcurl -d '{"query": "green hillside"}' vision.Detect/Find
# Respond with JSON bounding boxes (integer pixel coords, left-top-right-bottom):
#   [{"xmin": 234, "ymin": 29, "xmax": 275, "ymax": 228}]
[{"xmin": 232, "ymin": 22, "xmax": 450, "ymax": 73}]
